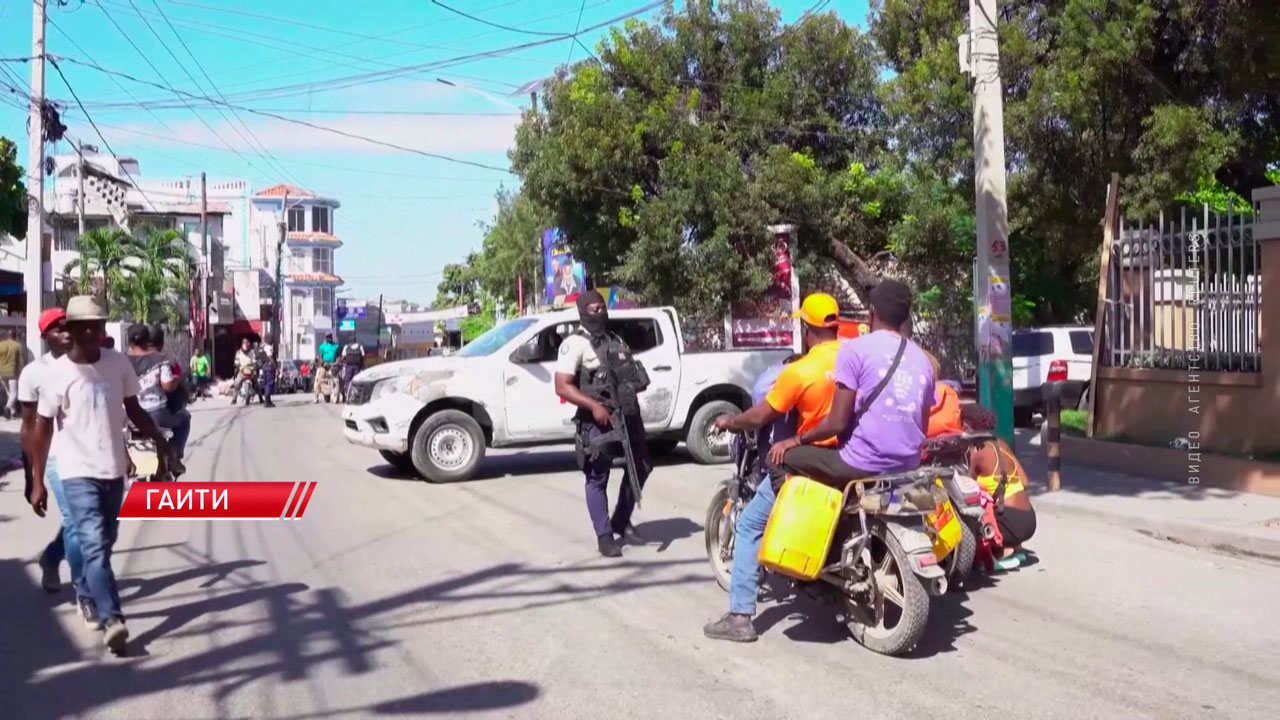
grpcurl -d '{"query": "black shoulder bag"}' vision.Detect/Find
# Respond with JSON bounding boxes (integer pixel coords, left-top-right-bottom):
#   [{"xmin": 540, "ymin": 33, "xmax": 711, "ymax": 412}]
[{"xmin": 852, "ymin": 336, "xmax": 909, "ymax": 427}]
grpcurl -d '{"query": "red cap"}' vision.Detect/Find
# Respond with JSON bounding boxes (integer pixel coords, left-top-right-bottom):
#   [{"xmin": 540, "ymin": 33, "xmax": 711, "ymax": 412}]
[{"xmin": 38, "ymin": 308, "xmax": 67, "ymax": 335}]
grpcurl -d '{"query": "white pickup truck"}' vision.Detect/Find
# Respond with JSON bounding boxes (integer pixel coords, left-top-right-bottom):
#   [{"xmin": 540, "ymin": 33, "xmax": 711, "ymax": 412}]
[{"xmin": 341, "ymin": 307, "xmax": 791, "ymax": 482}]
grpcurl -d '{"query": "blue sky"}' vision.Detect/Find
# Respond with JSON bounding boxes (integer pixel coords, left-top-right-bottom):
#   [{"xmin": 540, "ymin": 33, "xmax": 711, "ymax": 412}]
[{"xmin": 1, "ymin": 0, "xmax": 870, "ymax": 305}]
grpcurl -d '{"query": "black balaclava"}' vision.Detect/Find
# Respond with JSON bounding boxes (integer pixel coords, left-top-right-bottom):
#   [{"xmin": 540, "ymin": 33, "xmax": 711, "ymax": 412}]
[{"xmin": 576, "ymin": 290, "xmax": 608, "ymax": 337}]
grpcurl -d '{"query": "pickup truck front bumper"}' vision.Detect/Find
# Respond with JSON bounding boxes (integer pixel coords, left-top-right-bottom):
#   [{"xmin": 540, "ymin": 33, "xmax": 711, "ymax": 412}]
[{"xmin": 342, "ymin": 401, "xmax": 410, "ymax": 453}]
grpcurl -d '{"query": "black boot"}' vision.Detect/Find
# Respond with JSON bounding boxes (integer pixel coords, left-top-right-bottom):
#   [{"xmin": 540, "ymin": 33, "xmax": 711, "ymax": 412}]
[{"xmin": 596, "ymin": 533, "xmax": 622, "ymax": 558}]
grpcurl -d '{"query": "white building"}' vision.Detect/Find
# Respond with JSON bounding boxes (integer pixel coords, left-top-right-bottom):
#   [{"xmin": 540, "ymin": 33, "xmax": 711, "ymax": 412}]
[{"xmin": 248, "ymin": 184, "xmax": 343, "ymax": 361}]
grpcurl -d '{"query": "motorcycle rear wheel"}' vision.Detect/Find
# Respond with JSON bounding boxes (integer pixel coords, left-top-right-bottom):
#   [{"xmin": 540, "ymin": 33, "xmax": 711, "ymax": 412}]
[
  {"xmin": 947, "ymin": 518, "xmax": 977, "ymax": 588},
  {"xmin": 704, "ymin": 486, "xmax": 734, "ymax": 592},
  {"xmin": 843, "ymin": 524, "xmax": 931, "ymax": 656}
]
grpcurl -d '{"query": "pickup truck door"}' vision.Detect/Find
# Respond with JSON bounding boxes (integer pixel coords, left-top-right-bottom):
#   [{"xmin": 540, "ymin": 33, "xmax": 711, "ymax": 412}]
[
  {"xmin": 503, "ymin": 322, "xmax": 580, "ymax": 440},
  {"xmin": 631, "ymin": 316, "xmax": 681, "ymax": 430}
]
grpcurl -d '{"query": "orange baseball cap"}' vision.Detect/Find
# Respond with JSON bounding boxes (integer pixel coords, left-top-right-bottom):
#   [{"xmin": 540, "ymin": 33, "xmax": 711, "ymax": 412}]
[
  {"xmin": 38, "ymin": 307, "xmax": 66, "ymax": 334},
  {"xmin": 793, "ymin": 293, "xmax": 839, "ymax": 328}
]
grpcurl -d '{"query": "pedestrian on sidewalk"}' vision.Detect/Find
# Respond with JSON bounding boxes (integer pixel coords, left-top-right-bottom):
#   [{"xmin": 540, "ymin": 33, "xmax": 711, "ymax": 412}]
[
  {"xmin": 191, "ymin": 346, "xmax": 211, "ymax": 398},
  {"xmin": 20, "ymin": 309, "xmax": 88, "ymax": 607},
  {"xmin": 27, "ymin": 296, "xmax": 177, "ymax": 656},
  {"xmin": 0, "ymin": 327, "xmax": 25, "ymax": 419}
]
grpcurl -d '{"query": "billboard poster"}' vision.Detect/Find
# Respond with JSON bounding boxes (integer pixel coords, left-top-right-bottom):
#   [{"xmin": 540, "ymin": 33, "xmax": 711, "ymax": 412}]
[
  {"xmin": 728, "ymin": 227, "xmax": 800, "ymax": 349},
  {"xmin": 543, "ymin": 228, "xmax": 586, "ymax": 305}
]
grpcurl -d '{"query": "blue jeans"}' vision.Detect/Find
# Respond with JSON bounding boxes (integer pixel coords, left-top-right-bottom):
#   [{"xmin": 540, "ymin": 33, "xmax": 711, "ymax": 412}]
[
  {"xmin": 39, "ymin": 459, "xmax": 89, "ymax": 599},
  {"xmin": 61, "ymin": 478, "xmax": 126, "ymax": 621},
  {"xmin": 729, "ymin": 475, "xmax": 776, "ymax": 616}
]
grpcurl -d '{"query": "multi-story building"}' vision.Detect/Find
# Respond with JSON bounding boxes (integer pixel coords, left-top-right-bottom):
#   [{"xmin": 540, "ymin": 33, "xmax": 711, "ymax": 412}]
[{"xmin": 248, "ymin": 184, "xmax": 343, "ymax": 361}]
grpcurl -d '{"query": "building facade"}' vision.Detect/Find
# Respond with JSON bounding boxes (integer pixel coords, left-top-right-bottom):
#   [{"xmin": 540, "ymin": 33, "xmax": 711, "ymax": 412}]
[{"xmin": 249, "ymin": 184, "xmax": 343, "ymax": 361}]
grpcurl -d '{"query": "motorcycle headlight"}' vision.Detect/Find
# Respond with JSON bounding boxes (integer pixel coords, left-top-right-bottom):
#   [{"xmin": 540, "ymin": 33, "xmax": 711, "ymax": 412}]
[{"xmin": 369, "ymin": 375, "xmax": 407, "ymax": 402}]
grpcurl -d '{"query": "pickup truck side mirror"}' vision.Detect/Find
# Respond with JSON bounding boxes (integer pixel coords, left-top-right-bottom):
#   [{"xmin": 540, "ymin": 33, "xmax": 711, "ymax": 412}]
[{"xmin": 510, "ymin": 342, "xmax": 541, "ymax": 364}]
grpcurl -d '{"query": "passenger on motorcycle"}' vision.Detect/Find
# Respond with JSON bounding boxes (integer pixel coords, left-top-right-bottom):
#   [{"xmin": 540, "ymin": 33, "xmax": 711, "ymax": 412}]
[
  {"xmin": 924, "ymin": 350, "xmax": 963, "ymax": 438},
  {"xmin": 125, "ymin": 324, "xmax": 191, "ymax": 467},
  {"xmin": 231, "ymin": 338, "xmax": 257, "ymax": 405},
  {"xmin": 958, "ymin": 404, "xmax": 1037, "ymax": 569},
  {"xmin": 702, "ymin": 293, "xmax": 841, "ymax": 643},
  {"xmin": 314, "ymin": 333, "xmax": 339, "ymax": 403},
  {"xmin": 767, "ymin": 279, "xmax": 935, "ymax": 497}
]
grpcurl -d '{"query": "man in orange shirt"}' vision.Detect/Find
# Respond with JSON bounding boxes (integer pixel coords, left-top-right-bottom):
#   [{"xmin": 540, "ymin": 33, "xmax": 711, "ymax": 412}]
[
  {"xmin": 703, "ymin": 293, "xmax": 841, "ymax": 643},
  {"xmin": 924, "ymin": 351, "xmax": 962, "ymax": 438}
]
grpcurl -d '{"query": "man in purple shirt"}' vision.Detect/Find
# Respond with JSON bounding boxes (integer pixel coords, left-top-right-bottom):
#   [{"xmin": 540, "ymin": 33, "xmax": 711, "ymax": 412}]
[{"xmin": 767, "ymin": 280, "xmax": 934, "ymax": 485}]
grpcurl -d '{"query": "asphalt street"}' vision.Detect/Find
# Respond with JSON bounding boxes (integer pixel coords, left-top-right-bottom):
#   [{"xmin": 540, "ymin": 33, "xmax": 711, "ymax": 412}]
[{"xmin": 1, "ymin": 396, "xmax": 1277, "ymax": 719}]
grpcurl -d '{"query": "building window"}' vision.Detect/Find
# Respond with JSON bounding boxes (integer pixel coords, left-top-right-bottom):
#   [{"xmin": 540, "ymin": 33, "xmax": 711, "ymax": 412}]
[
  {"xmin": 287, "ymin": 207, "xmax": 305, "ymax": 232},
  {"xmin": 290, "ymin": 248, "xmax": 305, "ymax": 272},
  {"xmin": 313, "ymin": 248, "xmax": 332, "ymax": 274},
  {"xmin": 312, "ymin": 206, "xmax": 330, "ymax": 234},
  {"xmin": 314, "ymin": 287, "xmax": 333, "ymax": 318}
]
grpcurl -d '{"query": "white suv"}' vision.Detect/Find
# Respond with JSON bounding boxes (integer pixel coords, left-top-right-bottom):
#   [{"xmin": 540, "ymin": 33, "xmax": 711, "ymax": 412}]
[{"xmin": 1011, "ymin": 326, "xmax": 1094, "ymax": 425}]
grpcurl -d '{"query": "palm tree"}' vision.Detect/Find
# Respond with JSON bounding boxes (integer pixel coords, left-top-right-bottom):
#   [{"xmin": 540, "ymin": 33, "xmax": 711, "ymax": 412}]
[
  {"xmin": 64, "ymin": 226, "xmax": 132, "ymax": 312},
  {"xmin": 116, "ymin": 225, "xmax": 196, "ymax": 324}
]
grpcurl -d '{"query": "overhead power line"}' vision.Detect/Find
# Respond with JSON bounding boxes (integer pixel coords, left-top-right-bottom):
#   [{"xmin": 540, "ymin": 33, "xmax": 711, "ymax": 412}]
[
  {"xmin": 430, "ymin": 0, "xmax": 573, "ymax": 37},
  {"xmin": 58, "ymin": 56, "xmax": 516, "ymax": 174}
]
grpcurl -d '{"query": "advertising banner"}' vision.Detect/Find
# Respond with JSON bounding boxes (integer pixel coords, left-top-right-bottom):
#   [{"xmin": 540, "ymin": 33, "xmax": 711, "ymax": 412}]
[
  {"xmin": 543, "ymin": 228, "xmax": 586, "ymax": 305},
  {"xmin": 728, "ymin": 227, "xmax": 801, "ymax": 350}
]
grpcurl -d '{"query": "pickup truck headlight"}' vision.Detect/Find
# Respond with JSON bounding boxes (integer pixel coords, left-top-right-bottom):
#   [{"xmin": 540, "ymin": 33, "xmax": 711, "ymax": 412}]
[{"xmin": 369, "ymin": 375, "xmax": 407, "ymax": 402}]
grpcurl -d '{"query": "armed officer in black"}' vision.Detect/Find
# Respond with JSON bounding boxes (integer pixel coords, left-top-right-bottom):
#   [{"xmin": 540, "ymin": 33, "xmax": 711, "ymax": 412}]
[{"xmin": 553, "ymin": 290, "xmax": 653, "ymax": 558}]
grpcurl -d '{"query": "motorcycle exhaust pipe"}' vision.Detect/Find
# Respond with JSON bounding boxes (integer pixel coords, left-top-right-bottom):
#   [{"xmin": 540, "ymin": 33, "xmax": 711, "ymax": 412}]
[{"xmin": 981, "ymin": 523, "xmax": 996, "ymax": 540}]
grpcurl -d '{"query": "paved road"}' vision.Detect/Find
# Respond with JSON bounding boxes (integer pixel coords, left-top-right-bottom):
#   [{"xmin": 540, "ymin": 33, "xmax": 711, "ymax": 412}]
[{"xmin": 1, "ymin": 397, "xmax": 1277, "ymax": 719}]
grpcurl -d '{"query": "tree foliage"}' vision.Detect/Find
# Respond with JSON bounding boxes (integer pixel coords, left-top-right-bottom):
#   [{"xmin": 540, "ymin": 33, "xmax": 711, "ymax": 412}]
[
  {"xmin": 65, "ymin": 224, "xmax": 196, "ymax": 323},
  {"xmin": 0, "ymin": 137, "xmax": 27, "ymax": 241},
  {"xmin": 477, "ymin": 0, "xmax": 1277, "ymax": 332}
]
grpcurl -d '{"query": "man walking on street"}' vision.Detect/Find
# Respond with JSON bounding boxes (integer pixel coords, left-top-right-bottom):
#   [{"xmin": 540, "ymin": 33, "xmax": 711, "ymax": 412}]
[
  {"xmin": 21, "ymin": 308, "xmax": 86, "ymax": 607},
  {"xmin": 190, "ymin": 346, "xmax": 211, "ymax": 398},
  {"xmin": 702, "ymin": 293, "xmax": 842, "ymax": 643},
  {"xmin": 554, "ymin": 290, "xmax": 653, "ymax": 558},
  {"xmin": 0, "ymin": 327, "xmax": 25, "ymax": 418},
  {"xmin": 27, "ymin": 296, "xmax": 176, "ymax": 655}
]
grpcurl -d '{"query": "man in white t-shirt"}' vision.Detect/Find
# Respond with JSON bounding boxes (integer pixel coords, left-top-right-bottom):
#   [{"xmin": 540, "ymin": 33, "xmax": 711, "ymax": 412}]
[
  {"xmin": 27, "ymin": 296, "xmax": 175, "ymax": 656},
  {"xmin": 21, "ymin": 308, "xmax": 93, "ymax": 621}
]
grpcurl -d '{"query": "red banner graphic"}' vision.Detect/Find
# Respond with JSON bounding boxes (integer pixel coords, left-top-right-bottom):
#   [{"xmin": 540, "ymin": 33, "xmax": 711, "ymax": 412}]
[{"xmin": 118, "ymin": 481, "xmax": 317, "ymax": 520}]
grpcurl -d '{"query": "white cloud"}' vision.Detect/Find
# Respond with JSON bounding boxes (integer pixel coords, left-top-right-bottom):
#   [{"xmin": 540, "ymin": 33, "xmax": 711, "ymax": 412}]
[{"xmin": 122, "ymin": 112, "xmax": 519, "ymax": 155}]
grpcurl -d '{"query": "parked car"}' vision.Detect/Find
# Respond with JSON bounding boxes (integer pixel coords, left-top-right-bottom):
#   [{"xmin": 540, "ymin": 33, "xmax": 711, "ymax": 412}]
[
  {"xmin": 342, "ymin": 307, "xmax": 792, "ymax": 482},
  {"xmin": 1011, "ymin": 325, "xmax": 1094, "ymax": 425},
  {"xmin": 277, "ymin": 360, "xmax": 303, "ymax": 394}
]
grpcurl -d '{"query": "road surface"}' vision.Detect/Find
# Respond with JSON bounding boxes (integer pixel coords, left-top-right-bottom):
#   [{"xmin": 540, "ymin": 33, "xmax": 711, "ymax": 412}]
[{"xmin": 1, "ymin": 397, "xmax": 1277, "ymax": 719}]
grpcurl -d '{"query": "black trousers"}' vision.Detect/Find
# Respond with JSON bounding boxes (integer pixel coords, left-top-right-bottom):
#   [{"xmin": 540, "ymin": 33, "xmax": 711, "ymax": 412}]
[{"xmin": 768, "ymin": 445, "xmax": 873, "ymax": 493}]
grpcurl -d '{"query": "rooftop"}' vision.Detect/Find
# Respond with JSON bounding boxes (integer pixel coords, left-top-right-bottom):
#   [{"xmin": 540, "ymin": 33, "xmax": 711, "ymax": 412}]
[{"xmin": 255, "ymin": 183, "xmax": 314, "ymax": 198}]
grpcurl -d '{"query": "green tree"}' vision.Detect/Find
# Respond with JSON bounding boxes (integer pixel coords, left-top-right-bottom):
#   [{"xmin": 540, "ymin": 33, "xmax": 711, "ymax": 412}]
[
  {"xmin": 118, "ymin": 226, "xmax": 196, "ymax": 324},
  {"xmin": 870, "ymin": 0, "xmax": 1280, "ymax": 325},
  {"xmin": 511, "ymin": 0, "xmax": 894, "ymax": 315},
  {"xmin": 473, "ymin": 187, "xmax": 552, "ymax": 311},
  {"xmin": 0, "ymin": 137, "xmax": 26, "ymax": 240},
  {"xmin": 432, "ymin": 252, "xmax": 483, "ymax": 309},
  {"xmin": 65, "ymin": 226, "xmax": 133, "ymax": 313}
]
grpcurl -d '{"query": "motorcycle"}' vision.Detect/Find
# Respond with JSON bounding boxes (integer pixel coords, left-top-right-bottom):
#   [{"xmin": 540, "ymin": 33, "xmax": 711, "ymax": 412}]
[
  {"xmin": 706, "ymin": 431, "xmax": 954, "ymax": 656},
  {"xmin": 237, "ymin": 366, "xmax": 259, "ymax": 405},
  {"xmin": 315, "ymin": 363, "xmax": 340, "ymax": 403},
  {"xmin": 126, "ymin": 427, "xmax": 179, "ymax": 483},
  {"xmin": 921, "ymin": 432, "xmax": 1003, "ymax": 581}
]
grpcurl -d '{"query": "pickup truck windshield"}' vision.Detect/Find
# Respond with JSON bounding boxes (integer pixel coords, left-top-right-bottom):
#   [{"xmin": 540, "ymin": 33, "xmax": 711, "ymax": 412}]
[{"xmin": 457, "ymin": 318, "xmax": 538, "ymax": 358}]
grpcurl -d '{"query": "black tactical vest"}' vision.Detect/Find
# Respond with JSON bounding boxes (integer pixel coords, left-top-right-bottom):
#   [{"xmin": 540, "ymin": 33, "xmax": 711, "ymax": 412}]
[{"xmin": 573, "ymin": 329, "xmax": 650, "ymax": 419}]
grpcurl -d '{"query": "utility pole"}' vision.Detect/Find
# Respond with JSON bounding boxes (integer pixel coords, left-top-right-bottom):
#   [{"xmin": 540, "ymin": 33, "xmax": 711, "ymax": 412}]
[
  {"xmin": 199, "ymin": 172, "xmax": 208, "ymax": 353},
  {"xmin": 961, "ymin": 0, "xmax": 1014, "ymax": 445},
  {"xmin": 374, "ymin": 293, "xmax": 384, "ymax": 356},
  {"xmin": 272, "ymin": 192, "xmax": 286, "ymax": 360},
  {"xmin": 76, "ymin": 141, "xmax": 85, "ymax": 237},
  {"xmin": 24, "ymin": 0, "xmax": 47, "ymax": 355}
]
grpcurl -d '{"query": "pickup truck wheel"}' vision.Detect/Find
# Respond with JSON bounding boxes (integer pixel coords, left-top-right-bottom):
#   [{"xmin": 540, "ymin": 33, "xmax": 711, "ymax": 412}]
[
  {"xmin": 687, "ymin": 400, "xmax": 739, "ymax": 465},
  {"xmin": 379, "ymin": 450, "xmax": 416, "ymax": 475},
  {"xmin": 411, "ymin": 410, "xmax": 485, "ymax": 483}
]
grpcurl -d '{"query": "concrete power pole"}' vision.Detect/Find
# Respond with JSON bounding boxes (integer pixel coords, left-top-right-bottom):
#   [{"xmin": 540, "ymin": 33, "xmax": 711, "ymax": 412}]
[
  {"xmin": 76, "ymin": 141, "xmax": 85, "ymax": 237},
  {"xmin": 961, "ymin": 0, "xmax": 1014, "ymax": 445},
  {"xmin": 24, "ymin": 0, "xmax": 47, "ymax": 354},
  {"xmin": 272, "ymin": 192, "xmax": 287, "ymax": 360},
  {"xmin": 199, "ymin": 172, "xmax": 208, "ymax": 351}
]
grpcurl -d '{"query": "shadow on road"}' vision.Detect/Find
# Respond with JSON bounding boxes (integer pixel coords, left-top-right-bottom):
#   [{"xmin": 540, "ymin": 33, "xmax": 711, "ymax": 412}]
[
  {"xmin": 366, "ymin": 445, "xmax": 712, "ymax": 484},
  {"xmin": 633, "ymin": 517, "xmax": 703, "ymax": 552},
  {"xmin": 0, "ymin": 539, "xmax": 700, "ymax": 717}
]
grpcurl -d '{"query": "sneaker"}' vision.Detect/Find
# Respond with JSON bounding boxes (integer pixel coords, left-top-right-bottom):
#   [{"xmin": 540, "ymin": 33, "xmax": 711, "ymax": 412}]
[
  {"xmin": 993, "ymin": 555, "xmax": 1023, "ymax": 571},
  {"xmin": 102, "ymin": 618, "xmax": 128, "ymax": 655},
  {"xmin": 77, "ymin": 597, "xmax": 101, "ymax": 630},
  {"xmin": 596, "ymin": 534, "xmax": 623, "ymax": 558},
  {"xmin": 38, "ymin": 556, "xmax": 61, "ymax": 593},
  {"xmin": 703, "ymin": 613, "xmax": 759, "ymax": 643}
]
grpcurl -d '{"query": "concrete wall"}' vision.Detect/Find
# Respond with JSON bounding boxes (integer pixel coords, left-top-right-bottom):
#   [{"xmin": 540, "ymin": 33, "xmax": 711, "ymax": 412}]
[{"xmin": 1094, "ymin": 186, "xmax": 1280, "ymax": 456}]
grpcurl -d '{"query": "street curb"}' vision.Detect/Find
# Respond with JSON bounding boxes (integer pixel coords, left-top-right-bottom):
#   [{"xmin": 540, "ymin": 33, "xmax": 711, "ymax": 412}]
[{"xmin": 1033, "ymin": 493, "xmax": 1280, "ymax": 563}]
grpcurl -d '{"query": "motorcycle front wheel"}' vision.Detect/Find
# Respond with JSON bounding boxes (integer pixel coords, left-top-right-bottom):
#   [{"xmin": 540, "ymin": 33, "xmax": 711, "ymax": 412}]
[
  {"xmin": 843, "ymin": 522, "xmax": 931, "ymax": 656},
  {"xmin": 704, "ymin": 486, "xmax": 734, "ymax": 592}
]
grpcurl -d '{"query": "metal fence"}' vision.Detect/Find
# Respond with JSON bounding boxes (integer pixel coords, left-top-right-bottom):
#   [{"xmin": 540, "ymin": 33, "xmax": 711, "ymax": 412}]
[{"xmin": 1103, "ymin": 204, "xmax": 1260, "ymax": 372}]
